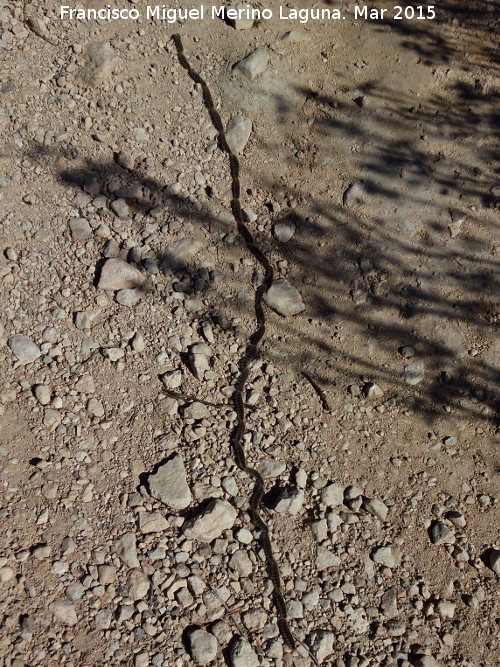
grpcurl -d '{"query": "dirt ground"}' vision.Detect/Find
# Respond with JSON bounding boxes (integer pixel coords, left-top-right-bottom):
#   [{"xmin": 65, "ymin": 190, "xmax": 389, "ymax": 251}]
[{"xmin": 0, "ymin": 1, "xmax": 499, "ymax": 666}]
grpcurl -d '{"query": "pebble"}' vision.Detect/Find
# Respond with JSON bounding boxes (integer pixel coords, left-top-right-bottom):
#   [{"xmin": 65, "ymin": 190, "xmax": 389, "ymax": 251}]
[
  {"xmin": 272, "ymin": 486, "xmax": 304, "ymax": 515},
  {"xmin": 264, "ymin": 278, "xmax": 305, "ymax": 316},
  {"xmin": 230, "ymin": 638, "xmax": 260, "ymax": 667},
  {"xmin": 256, "ymin": 458, "xmax": 286, "ymax": 478},
  {"xmin": 161, "ymin": 238, "xmax": 202, "ymax": 270},
  {"xmin": 138, "ymin": 512, "xmax": 170, "ymax": 534},
  {"xmin": 98, "ymin": 258, "xmax": 145, "ymax": 291},
  {"xmin": 236, "ymin": 48, "xmax": 269, "ymax": 80},
  {"xmin": 429, "ymin": 521, "xmax": 455, "ymax": 545},
  {"xmin": 226, "ymin": 115, "xmax": 252, "ymax": 154},
  {"xmin": 48, "ymin": 600, "xmax": 77, "ymax": 626},
  {"xmin": 184, "ymin": 402, "xmax": 210, "ymax": 419},
  {"xmin": 97, "ymin": 565, "xmax": 116, "ymax": 584},
  {"xmin": 69, "ymin": 217, "xmax": 92, "ymax": 241},
  {"xmin": 115, "ymin": 288, "xmax": 142, "ymax": 306},
  {"xmin": 128, "ymin": 569, "xmax": 150, "ymax": 600},
  {"xmin": 147, "ymin": 453, "xmax": 192, "ymax": 510},
  {"xmin": 183, "ymin": 499, "xmax": 237, "ymax": 542},
  {"xmin": 110, "ymin": 198, "xmax": 130, "ymax": 218},
  {"xmin": 87, "ymin": 398, "xmax": 104, "ymax": 418},
  {"xmin": 413, "ymin": 657, "xmax": 439, "ymax": 667},
  {"xmin": 189, "ymin": 342, "xmax": 212, "ymax": 380},
  {"xmin": 229, "ymin": 3, "xmax": 255, "ymax": 29},
  {"xmin": 363, "ymin": 382, "xmax": 384, "ymax": 399},
  {"xmin": 488, "ymin": 549, "xmax": 500, "ymax": 575},
  {"xmin": 33, "ymin": 384, "xmax": 51, "ymax": 406},
  {"xmin": 82, "ymin": 41, "xmax": 118, "ymax": 83},
  {"xmin": 8, "ymin": 334, "xmax": 41, "ymax": 365},
  {"xmin": 321, "ymin": 483, "xmax": 344, "ymax": 507},
  {"xmin": 436, "ymin": 600, "xmax": 455, "ymax": 619},
  {"xmin": 65, "ymin": 582, "xmax": 85, "ymax": 601},
  {"xmin": 229, "ymin": 550, "xmax": 253, "ymax": 576},
  {"xmin": 363, "ymin": 497, "xmax": 388, "ymax": 521},
  {"xmin": 371, "ymin": 544, "xmax": 401, "ymax": 568},
  {"xmin": 116, "ymin": 532, "xmax": 140, "ymax": 568},
  {"xmin": 316, "ymin": 546, "xmax": 341, "ymax": 570},
  {"xmin": 404, "ymin": 360, "xmax": 425, "ymax": 385},
  {"xmin": 273, "ymin": 220, "xmax": 296, "ymax": 243},
  {"xmin": 188, "ymin": 629, "xmax": 218, "ymax": 665},
  {"xmin": 307, "ymin": 630, "xmax": 335, "ymax": 662}
]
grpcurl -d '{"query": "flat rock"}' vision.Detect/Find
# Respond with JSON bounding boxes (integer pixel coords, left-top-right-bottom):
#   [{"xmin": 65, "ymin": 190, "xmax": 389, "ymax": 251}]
[
  {"xmin": 321, "ymin": 483, "xmax": 344, "ymax": 507},
  {"xmin": 148, "ymin": 453, "xmax": 192, "ymax": 510},
  {"xmin": 82, "ymin": 41, "xmax": 119, "ymax": 84},
  {"xmin": 256, "ymin": 458, "xmax": 286, "ymax": 478},
  {"xmin": 115, "ymin": 532, "xmax": 140, "ymax": 568},
  {"xmin": 307, "ymin": 630, "xmax": 335, "ymax": 662},
  {"xmin": 138, "ymin": 512, "xmax": 169, "ymax": 534},
  {"xmin": 236, "ymin": 48, "xmax": 269, "ymax": 80},
  {"xmin": 363, "ymin": 497, "xmax": 388, "ymax": 521},
  {"xmin": 184, "ymin": 499, "xmax": 237, "ymax": 542},
  {"xmin": 316, "ymin": 546, "xmax": 341, "ymax": 571},
  {"xmin": 264, "ymin": 278, "xmax": 304, "ymax": 316},
  {"xmin": 115, "ymin": 288, "xmax": 142, "ymax": 306},
  {"xmin": 69, "ymin": 217, "xmax": 92, "ymax": 240},
  {"xmin": 230, "ymin": 638, "xmax": 259, "ymax": 667},
  {"xmin": 48, "ymin": 600, "xmax": 77, "ymax": 625},
  {"xmin": 429, "ymin": 521, "xmax": 455, "ymax": 545},
  {"xmin": 226, "ymin": 115, "xmax": 252, "ymax": 154},
  {"xmin": 98, "ymin": 258, "xmax": 145, "ymax": 291},
  {"xmin": 8, "ymin": 334, "xmax": 41, "ymax": 364},
  {"xmin": 273, "ymin": 486, "xmax": 304, "ymax": 515},
  {"xmin": 371, "ymin": 544, "xmax": 401, "ymax": 568},
  {"xmin": 161, "ymin": 237, "xmax": 202, "ymax": 270},
  {"xmin": 184, "ymin": 402, "xmax": 210, "ymax": 420},
  {"xmin": 404, "ymin": 359, "xmax": 425, "ymax": 385},
  {"xmin": 188, "ymin": 628, "xmax": 218, "ymax": 665}
]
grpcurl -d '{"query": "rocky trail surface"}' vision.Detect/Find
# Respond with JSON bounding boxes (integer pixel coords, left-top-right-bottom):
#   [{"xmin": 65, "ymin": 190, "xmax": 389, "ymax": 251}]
[{"xmin": 0, "ymin": 1, "xmax": 498, "ymax": 666}]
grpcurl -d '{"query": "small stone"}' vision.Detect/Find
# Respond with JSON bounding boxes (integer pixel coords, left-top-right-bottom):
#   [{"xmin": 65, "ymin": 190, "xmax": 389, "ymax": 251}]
[
  {"xmin": 380, "ymin": 587, "xmax": 398, "ymax": 617},
  {"xmin": 82, "ymin": 41, "xmax": 119, "ymax": 84},
  {"xmin": 184, "ymin": 499, "xmax": 237, "ymax": 542},
  {"xmin": 225, "ymin": 115, "xmax": 253, "ymax": 154},
  {"xmin": 74, "ymin": 311, "xmax": 93, "ymax": 330},
  {"xmin": 326, "ymin": 511, "xmax": 342, "ymax": 533},
  {"xmin": 229, "ymin": 550, "xmax": 253, "ymax": 576},
  {"xmin": 48, "ymin": 600, "xmax": 77, "ymax": 625},
  {"xmin": 33, "ymin": 384, "xmax": 51, "ymax": 406},
  {"xmin": 131, "ymin": 332, "xmax": 145, "ymax": 352},
  {"xmin": 236, "ymin": 48, "xmax": 269, "ymax": 80},
  {"xmin": 436, "ymin": 600, "xmax": 455, "ymax": 619},
  {"xmin": 65, "ymin": 582, "xmax": 85, "ymax": 601},
  {"xmin": 69, "ymin": 217, "xmax": 92, "ymax": 241},
  {"xmin": 316, "ymin": 546, "xmax": 341, "ymax": 571},
  {"xmin": 33, "ymin": 545, "xmax": 51, "ymax": 560},
  {"xmin": 188, "ymin": 628, "xmax": 218, "ymax": 665},
  {"xmin": 487, "ymin": 549, "xmax": 500, "ymax": 575},
  {"xmin": 413, "ymin": 657, "xmax": 439, "ymax": 667},
  {"xmin": 103, "ymin": 347, "xmax": 124, "ymax": 362},
  {"xmin": 399, "ymin": 346, "xmax": 415, "ymax": 358},
  {"xmin": 87, "ymin": 398, "xmax": 104, "ymax": 418},
  {"xmin": 307, "ymin": 630, "xmax": 335, "ymax": 662},
  {"xmin": 161, "ymin": 238, "xmax": 202, "ymax": 270},
  {"xmin": 236, "ymin": 528, "xmax": 253, "ymax": 544},
  {"xmin": 444, "ymin": 510, "xmax": 466, "ymax": 528},
  {"xmin": 273, "ymin": 220, "xmax": 296, "ymax": 243},
  {"xmin": 229, "ymin": 3, "xmax": 255, "ymax": 29},
  {"xmin": 404, "ymin": 360, "xmax": 425, "ymax": 385},
  {"xmin": 116, "ymin": 532, "xmax": 140, "ymax": 568},
  {"xmin": 139, "ymin": 512, "xmax": 169, "ymax": 534},
  {"xmin": 75, "ymin": 374, "xmax": 94, "ymax": 393},
  {"xmin": 0, "ymin": 567, "xmax": 14, "ymax": 582},
  {"xmin": 110, "ymin": 198, "xmax": 130, "ymax": 218},
  {"xmin": 311, "ymin": 519, "xmax": 328, "ymax": 542},
  {"xmin": 98, "ymin": 258, "xmax": 144, "ymax": 291},
  {"xmin": 116, "ymin": 288, "xmax": 142, "ymax": 306},
  {"xmin": 95, "ymin": 609, "xmax": 113, "ymax": 629},
  {"xmin": 8, "ymin": 335, "xmax": 41, "ymax": 365},
  {"xmin": 429, "ymin": 521, "xmax": 455, "ymax": 545},
  {"xmin": 189, "ymin": 343, "xmax": 212, "ymax": 380},
  {"xmin": 363, "ymin": 497, "xmax": 388, "ymax": 521},
  {"xmin": 256, "ymin": 458, "xmax": 286, "ymax": 478},
  {"xmin": 351, "ymin": 289, "xmax": 367, "ymax": 305},
  {"xmin": 97, "ymin": 565, "xmax": 116, "ymax": 584},
  {"xmin": 128, "ymin": 569, "xmax": 150, "ymax": 601},
  {"xmin": 148, "ymin": 453, "xmax": 192, "ymax": 510},
  {"xmin": 273, "ymin": 486, "xmax": 304, "ymax": 515},
  {"xmin": 321, "ymin": 483, "xmax": 344, "ymax": 507},
  {"xmin": 264, "ymin": 278, "xmax": 305, "ymax": 316},
  {"xmin": 364, "ymin": 382, "xmax": 384, "ymax": 399},
  {"xmin": 371, "ymin": 544, "xmax": 401, "ymax": 568},
  {"xmin": 230, "ymin": 638, "xmax": 259, "ymax": 667}
]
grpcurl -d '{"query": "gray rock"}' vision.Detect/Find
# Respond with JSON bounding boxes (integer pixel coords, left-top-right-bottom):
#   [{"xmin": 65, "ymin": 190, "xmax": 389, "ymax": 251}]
[
  {"xmin": 364, "ymin": 382, "xmax": 384, "ymax": 399},
  {"xmin": 264, "ymin": 278, "xmax": 305, "ymax": 316},
  {"xmin": 236, "ymin": 48, "xmax": 269, "ymax": 80},
  {"xmin": 189, "ymin": 343, "xmax": 212, "ymax": 379},
  {"xmin": 74, "ymin": 311, "xmax": 93, "ymax": 330},
  {"xmin": 87, "ymin": 398, "xmax": 104, "ymax": 418},
  {"xmin": 429, "ymin": 521, "xmax": 455, "ymax": 545},
  {"xmin": 273, "ymin": 486, "xmax": 304, "ymax": 515},
  {"xmin": 65, "ymin": 582, "xmax": 85, "ymax": 601},
  {"xmin": 404, "ymin": 359, "xmax": 425, "ymax": 385},
  {"xmin": 371, "ymin": 544, "xmax": 401, "ymax": 568},
  {"xmin": 229, "ymin": 550, "xmax": 253, "ymax": 576},
  {"xmin": 148, "ymin": 453, "xmax": 192, "ymax": 510},
  {"xmin": 128, "ymin": 569, "xmax": 150, "ymax": 601},
  {"xmin": 316, "ymin": 546, "xmax": 341, "ymax": 571},
  {"xmin": 321, "ymin": 483, "xmax": 344, "ymax": 507},
  {"xmin": 98, "ymin": 258, "xmax": 145, "ymax": 291},
  {"xmin": 82, "ymin": 41, "xmax": 119, "ymax": 84},
  {"xmin": 256, "ymin": 458, "xmax": 286, "ymax": 478},
  {"xmin": 184, "ymin": 402, "xmax": 210, "ymax": 420},
  {"xmin": 230, "ymin": 638, "xmax": 259, "ymax": 667},
  {"xmin": 138, "ymin": 512, "xmax": 169, "ymax": 534},
  {"xmin": 110, "ymin": 198, "xmax": 130, "ymax": 218},
  {"xmin": 436, "ymin": 600, "xmax": 455, "ymax": 619},
  {"xmin": 188, "ymin": 629, "xmax": 218, "ymax": 665},
  {"xmin": 33, "ymin": 384, "xmax": 51, "ymax": 406},
  {"xmin": 161, "ymin": 237, "xmax": 202, "ymax": 270},
  {"xmin": 69, "ymin": 217, "xmax": 92, "ymax": 240},
  {"xmin": 116, "ymin": 532, "xmax": 140, "ymax": 568},
  {"xmin": 307, "ymin": 630, "xmax": 335, "ymax": 662},
  {"xmin": 229, "ymin": 3, "xmax": 255, "ymax": 29},
  {"xmin": 487, "ymin": 549, "xmax": 500, "ymax": 575},
  {"xmin": 8, "ymin": 334, "xmax": 41, "ymax": 364},
  {"xmin": 48, "ymin": 600, "xmax": 77, "ymax": 625},
  {"xmin": 273, "ymin": 220, "xmax": 296, "ymax": 243},
  {"xmin": 363, "ymin": 497, "xmax": 388, "ymax": 521},
  {"xmin": 184, "ymin": 499, "xmax": 237, "ymax": 542},
  {"xmin": 226, "ymin": 115, "xmax": 252, "ymax": 154},
  {"xmin": 115, "ymin": 288, "xmax": 142, "ymax": 306}
]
